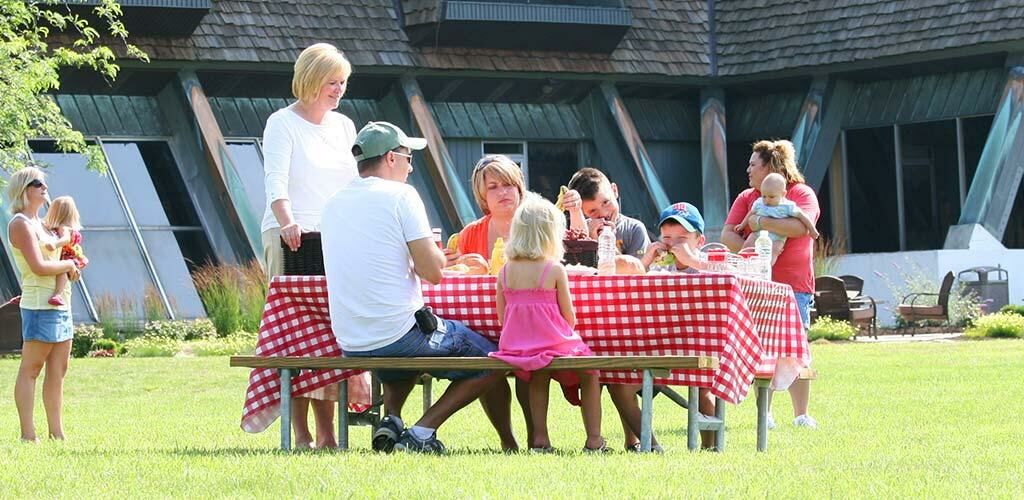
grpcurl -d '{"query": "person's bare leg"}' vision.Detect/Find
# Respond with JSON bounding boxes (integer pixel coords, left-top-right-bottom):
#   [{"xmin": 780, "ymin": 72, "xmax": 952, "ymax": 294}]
[
  {"xmin": 53, "ymin": 273, "xmax": 68, "ymax": 297},
  {"xmin": 311, "ymin": 397, "xmax": 337, "ymax": 449},
  {"xmin": 382, "ymin": 378, "xmax": 417, "ymax": 420},
  {"xmin": 415, "ymin": 371, "xmax": 507, "ymax": 431},
  {"xmin": 578, "ymin": 372, "xmax": 604, "ymax": 449},
  {"xmin": 607, "ymin": 383, "xmax": 659, "ymax": 449},
  {"xmin": 42, "ymin": 340, "xmax": 71, "ymax": 440},
  {"xmin": 514, "ymin": 377, "xmax": 534, "ymax": 446},
  {"xmin": 771, "ymin": 240, "xmax": 785, "ymax": 265},
  {"xmin": 527, "ymin": 372, "xmax": 552, "ymax": 449},
  {"xmin": 16, "ymin": 341, "xmax": 53, "ymax": 442},
  {"xmin": 478, "ymin": 376, "xmax": 518, "ymax": 451},
  {"xmin": 698, "ymin": 388, "xmax": 716, "ymax": 449},
  {"xmin": 789, "ymin": 378, "xmax": 810, "ymax": 417},
  {"xmin": 291, "ymin": 398, "xmax": 314, "ymax": 449}
]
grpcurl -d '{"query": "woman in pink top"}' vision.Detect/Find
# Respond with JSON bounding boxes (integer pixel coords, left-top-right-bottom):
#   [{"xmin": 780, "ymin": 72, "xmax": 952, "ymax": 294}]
[
  {"xmin": 722, "ymin": 139, "xmax": 819, "ymax": 429},
  {"xmin": 490, "ymin": 194, "xmax": 606, "ymax": 452}
]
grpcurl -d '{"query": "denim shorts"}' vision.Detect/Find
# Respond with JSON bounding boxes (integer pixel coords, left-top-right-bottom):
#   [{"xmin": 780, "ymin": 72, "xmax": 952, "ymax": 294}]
[
  {"xmin": 21, "ymin": 308, "xmax": 73, "ymax": 343},
  {"xmin": 794, "ymin": 292, "xmax": 813, "ymax": 330},
  {"xmin": 344, "ymin": 318, "xmax": 497, "ymax": 383}
]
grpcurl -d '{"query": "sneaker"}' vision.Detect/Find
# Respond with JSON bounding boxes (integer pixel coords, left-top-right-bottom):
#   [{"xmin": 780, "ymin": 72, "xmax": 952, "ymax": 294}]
[
  {"xmin": 371, "ymin": 416, "xmax": 404, "ymax": 453},
  {"xmin": 394, "ymin": 430, "xmax": 446, "ymax": 454},
  {"xmin": 766, "ymin": 413, "xmax": 777, "ymax": 430},
  {"xmin": 793, "ymin": 414, "xmax": 818, "ymax": 429},
  {"xmin": 48, "ymin": 295, "xmax": 65, "ymax": 307},
  {"xmin": 528, "ymin": 445, "xmax": 556, "ymax": 454}
]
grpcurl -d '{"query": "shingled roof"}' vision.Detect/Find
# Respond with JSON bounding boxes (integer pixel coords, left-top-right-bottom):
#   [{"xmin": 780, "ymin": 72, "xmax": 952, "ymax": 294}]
[
  {"xmin": 107, "ymin": 0, "xmax": 1023, "ymax": 77},
  {"xmin": 715, "ymin": 0, "xmax": 1024, "ymax": 76}
]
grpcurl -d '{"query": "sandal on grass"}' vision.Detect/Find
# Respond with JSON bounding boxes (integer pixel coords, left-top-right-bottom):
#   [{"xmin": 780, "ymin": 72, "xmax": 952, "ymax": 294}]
[{"xmin": 582, "ymin": 439, "xmax": 610, "ymax": 454}]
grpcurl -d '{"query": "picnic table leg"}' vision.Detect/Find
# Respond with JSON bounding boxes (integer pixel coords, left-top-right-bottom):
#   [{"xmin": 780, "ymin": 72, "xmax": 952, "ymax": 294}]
[
  {"xmin": 422, "ymin": 376, "xmax": 432, "ymax": 413},
  {"xmin": 714, "ymin": 397, "xmax": 726, "ymax": 452},
  {"xmin": 640, "ymin": 369, "xmax": 654, "ymax": 452},
  {"xmin": 687, "ymin": 386, "xmax": 699, "ymax": 451},
  {"xmin": 279, "ymin": 368, "xmax": 292, "ymax": 452},
  {"xmin": 338, "ymin": 379, "xmax": 349, "ymax": 450},
  {"xmin": 370, "ymin": 371, "xmax": 382, "ymax": 440},
  {"xmin": 756, "ymin": 382, "xmax": 769, "ymax": 452}
]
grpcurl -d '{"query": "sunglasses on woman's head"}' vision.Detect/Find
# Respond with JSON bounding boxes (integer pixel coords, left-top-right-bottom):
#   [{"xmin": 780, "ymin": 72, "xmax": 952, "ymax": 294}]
[{"xmin": 28, "ymin": 179, "xmax": 44, "ymax": 188}]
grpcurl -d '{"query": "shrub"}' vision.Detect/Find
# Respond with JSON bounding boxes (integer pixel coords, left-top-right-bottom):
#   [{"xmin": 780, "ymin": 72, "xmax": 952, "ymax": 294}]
[
  {"xmin": 189, "ymin": 331, "xmax": 258, "ymax": 356},
  {"xmin": 142, "ymin": 319, "xmax": 217, "ymax": 341},
  {"xmin": 142, "ymin": 284, "xmax": 167, "ymax": 322},
  {"xmin": 813, "ymin": 237, "xmax": 846, "ymax": 277},
  {"xmin": 93, "ymin": 291, "xmax": 144, "ymax": 339},
  {"xmin": 91, "ymin": 338, "xmax": 119, "ymax": 352},
  {"xmin": 72, "ymin": 324, "xmax": 105, "ymax": 358},
  {"xmin": 193, "ymin": 260, "xmax": 266, "ymax": 337},
  {"xmin": 966, "ymin": 313, "xmax": 1024, "ymax": 339},
  {"xmin": 999, "ymin": 304, "xmax": 1024, "ymax": 317},
  {"xmin": 808, "ymin": 316, "xmax": 857, "ymax": 341},
  {"xmin": 122, "ymin": 336, "xmax": 182, "ymax": 357}
]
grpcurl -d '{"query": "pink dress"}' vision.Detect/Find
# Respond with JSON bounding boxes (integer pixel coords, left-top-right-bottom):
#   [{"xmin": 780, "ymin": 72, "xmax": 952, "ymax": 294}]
[{"xmin": 490, "ymin": 261, "xmax": 594, "ymax": 405}]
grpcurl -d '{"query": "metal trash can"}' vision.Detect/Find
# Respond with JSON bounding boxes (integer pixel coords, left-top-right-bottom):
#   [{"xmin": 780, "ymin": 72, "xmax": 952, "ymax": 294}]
[{"xmin": 958, "ymin": 266, "xmax": 1009, "ymax": 313}]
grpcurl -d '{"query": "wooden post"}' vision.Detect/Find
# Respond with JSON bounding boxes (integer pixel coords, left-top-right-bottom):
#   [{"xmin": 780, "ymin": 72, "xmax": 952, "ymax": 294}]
[
  {"xmin": 598, "ymin": 82, "xmax": 670, "ymax": 212},
  {"xmin": 398, "ymin": 75, "xmax": 477, "ymax": 228},
  {"xmin": 700, "ymin": 88, "xmax": 729, "ymax": 240}
]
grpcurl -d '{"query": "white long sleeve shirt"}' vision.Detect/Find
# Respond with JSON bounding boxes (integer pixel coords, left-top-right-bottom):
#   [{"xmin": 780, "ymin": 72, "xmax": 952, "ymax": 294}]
[{"xmin": 260, "ymin": 105, "xmax": 358, "ymax": 232}]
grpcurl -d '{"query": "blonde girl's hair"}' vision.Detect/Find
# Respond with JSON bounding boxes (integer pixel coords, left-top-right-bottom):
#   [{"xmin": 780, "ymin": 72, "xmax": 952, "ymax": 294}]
[
  {"xmin": 470, "ymin": 154, "xmax": 526, "ymax": 214},
  {"xmin": 752, "ymin": 139, "xmax": 805, "ymax": 184},
  {"xmin": 5, "ymin": 167, "xmax": 45, "ymax": 215},
  {"xmin": 43, "ymin": 196, "xmax": 83, "ymax": 231},
  {"xmin": 506, "ymin": 192, "xmax": 565, "ymax": 262},
  {"xmin": 291, "ymin": 43, "xmax": 352, "ymax": 103}
]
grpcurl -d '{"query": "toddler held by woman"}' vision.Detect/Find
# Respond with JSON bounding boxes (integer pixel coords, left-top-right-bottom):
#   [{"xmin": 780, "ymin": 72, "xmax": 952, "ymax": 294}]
[{"xmin": 42, "ymin": 196, "xmax": 88, "ymax": 307}]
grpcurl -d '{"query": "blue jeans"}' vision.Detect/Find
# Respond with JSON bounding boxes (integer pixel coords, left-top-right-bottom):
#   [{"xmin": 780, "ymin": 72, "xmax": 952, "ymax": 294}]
[
  {"xmin": 345, "ymin": 318, "xmax": 497, "ymax": 383},
  {"xmin": 21, "ymin": 308, "xmax": 73, "ymax": 343},
  {"xmin": 794, "ymin": 292, "xmax": 813, "ymax": 330}
]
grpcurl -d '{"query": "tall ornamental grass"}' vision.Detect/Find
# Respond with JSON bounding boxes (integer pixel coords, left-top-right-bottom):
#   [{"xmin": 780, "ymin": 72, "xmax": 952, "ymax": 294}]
[{"xmin": 192, "ymin": 260, "xmax": 266, "ymax": 336}]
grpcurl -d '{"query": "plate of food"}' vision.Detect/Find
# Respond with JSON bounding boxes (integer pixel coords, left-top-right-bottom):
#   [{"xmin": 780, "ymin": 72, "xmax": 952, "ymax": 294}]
[
  {"xmin": 442, "ymin": 264, "xmax": 470, "ymax": 276},
  {"xmin": 565, "ymin": 263, "xmax": 598, "ymax": 276}
]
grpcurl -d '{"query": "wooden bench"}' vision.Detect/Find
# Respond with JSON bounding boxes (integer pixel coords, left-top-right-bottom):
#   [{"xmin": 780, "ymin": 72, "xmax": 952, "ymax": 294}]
[
  {"xmin": 231, "ymin": 355, "xmax": 718, "ymax": 453},
  {"xmin": 752, "ymin": 368, "xmax": 819, "ymax": 452}
]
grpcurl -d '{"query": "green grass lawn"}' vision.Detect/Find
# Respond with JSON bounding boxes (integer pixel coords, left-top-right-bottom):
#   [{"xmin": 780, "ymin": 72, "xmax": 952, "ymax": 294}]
[{"xmin": 2, "ymin": 340, "xmax": 1023, "ymax": 498}]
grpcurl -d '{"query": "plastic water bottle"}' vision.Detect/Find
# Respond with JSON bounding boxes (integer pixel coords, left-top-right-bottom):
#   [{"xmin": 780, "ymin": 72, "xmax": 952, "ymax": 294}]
[
  {"xmin": 597, "ymin": 227, "xmax": 617, "ymax": 276},
  {"xmin": 754, "ymin": 230, "xmax": 773, "ymax": 280}
]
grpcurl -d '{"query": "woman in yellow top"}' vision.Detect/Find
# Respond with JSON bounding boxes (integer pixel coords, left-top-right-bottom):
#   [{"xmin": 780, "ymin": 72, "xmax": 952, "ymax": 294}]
[{"xmin": 6, "ymin": 167, "xmax": 83, "ymax": 442}]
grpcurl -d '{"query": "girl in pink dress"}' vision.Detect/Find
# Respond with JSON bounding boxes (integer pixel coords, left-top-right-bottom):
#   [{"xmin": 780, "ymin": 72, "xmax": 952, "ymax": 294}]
[{"xmin": 490, "ymin": 193, "xmax": 606, "ymax": 452}]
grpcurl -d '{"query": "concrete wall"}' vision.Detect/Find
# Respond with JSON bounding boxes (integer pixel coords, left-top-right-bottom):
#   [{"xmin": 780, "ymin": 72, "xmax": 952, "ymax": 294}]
[{"xmin": 832, "ymin": 249, "xmax": 1024, "ymax": 326}]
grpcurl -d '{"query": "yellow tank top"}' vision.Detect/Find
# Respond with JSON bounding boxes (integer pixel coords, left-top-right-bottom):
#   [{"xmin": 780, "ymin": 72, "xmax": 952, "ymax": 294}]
[{"xmin": 8, "ymin": 214, "xmax": 72, "ymax": 311}]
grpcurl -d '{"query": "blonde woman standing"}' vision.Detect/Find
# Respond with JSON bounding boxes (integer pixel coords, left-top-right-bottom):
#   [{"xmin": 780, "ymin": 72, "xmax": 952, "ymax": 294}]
[
  {"xmin": 722, "ymin": 139, "xmax": 820, "ymax": 429},
  {"xmin": 6, "ymin": 167, "xmax": 83, "ymax": 442},
  {"xmin": 261, "ymin": 43, "xmax": 358, "ymax": 449}
]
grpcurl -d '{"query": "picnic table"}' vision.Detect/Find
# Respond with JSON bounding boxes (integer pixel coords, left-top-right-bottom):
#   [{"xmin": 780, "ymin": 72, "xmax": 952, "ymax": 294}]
[{"xmin": 240, "ymin": 273, "xmax": 810, "ymax": 444}]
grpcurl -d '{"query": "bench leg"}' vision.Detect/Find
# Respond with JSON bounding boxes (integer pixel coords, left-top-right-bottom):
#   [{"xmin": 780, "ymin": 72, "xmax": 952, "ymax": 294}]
[
  {"xmin": 714, "ymin": 397, "xmax": 726, "ymax": 452},
  {"xmin": 756, "ymin": 381, "xmax": 769, "ymax": 452},
  {"xmin": 640, "ymin": 369, "xmax": 654, "ymax": 452},
  {"xmin": 338, "ymin": 379, "xmax": 349, "ymax": 450},
  {"xmin": 422, "ymin": 376, "xmax": 432, "ymax": 413},
  {"xmin": 687, "ymin": 386, "xmax": 699, "ymax": 451},
  {"xmin": 279, "ymin": 368, "xmax": 292, "ymax": 452}
]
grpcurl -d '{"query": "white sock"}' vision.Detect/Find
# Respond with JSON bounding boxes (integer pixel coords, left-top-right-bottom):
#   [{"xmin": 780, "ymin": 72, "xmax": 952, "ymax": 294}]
[{"xmin": 410, "ymin": 425, "xmax": 435, "ymax": 440}]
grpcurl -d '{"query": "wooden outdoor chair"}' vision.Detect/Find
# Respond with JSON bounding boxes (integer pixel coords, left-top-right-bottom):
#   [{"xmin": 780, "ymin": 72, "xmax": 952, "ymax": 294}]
[
  {"xmin": 0, "ymin": 296, "xmax": 22, "ymax": 354},
  {"xmin": 838, "ymin": 275, "xmax": 865, "ymax": 297},
  {"xmin": 896, "ymin": 271, "xmax": 955, "ymax": 336},
  {"xmin": 813, "ymin": 276, "xmax": 877, "ymax": 338}
]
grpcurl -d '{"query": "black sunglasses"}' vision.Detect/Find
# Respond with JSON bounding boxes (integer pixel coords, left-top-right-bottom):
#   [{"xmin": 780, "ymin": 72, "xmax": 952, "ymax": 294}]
[{"xmin": 28, "ymin": 179, "xmax": 45, "ymax": 188}]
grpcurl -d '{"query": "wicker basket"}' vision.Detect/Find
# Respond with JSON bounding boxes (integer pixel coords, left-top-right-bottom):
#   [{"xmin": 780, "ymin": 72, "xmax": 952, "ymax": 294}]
[
  {"xmin": 281, "ymin": 232, "xmax": 325, "ymax": 276},
  {"xmin": 563, "ymin": 239, "xmax": 598, "ymax": 268}
]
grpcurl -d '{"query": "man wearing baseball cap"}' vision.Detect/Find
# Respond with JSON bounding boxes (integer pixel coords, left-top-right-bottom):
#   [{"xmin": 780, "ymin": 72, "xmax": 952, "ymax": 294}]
[{"xmin": 321, "ymin": 122, "xmax": 518, "ymax": 454}]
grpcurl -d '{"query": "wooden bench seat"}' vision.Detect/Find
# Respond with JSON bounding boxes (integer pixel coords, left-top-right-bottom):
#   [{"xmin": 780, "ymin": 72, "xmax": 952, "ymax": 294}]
[{"xmin": 231, "ymin": 355, "xmax": 717, "ymax": 453}]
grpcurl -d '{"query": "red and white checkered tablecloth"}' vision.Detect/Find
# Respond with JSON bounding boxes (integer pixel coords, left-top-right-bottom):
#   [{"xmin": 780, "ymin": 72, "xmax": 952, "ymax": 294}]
[{"xmin": 241, "ymin": 273, "xmax": 809, "ymax": 433}]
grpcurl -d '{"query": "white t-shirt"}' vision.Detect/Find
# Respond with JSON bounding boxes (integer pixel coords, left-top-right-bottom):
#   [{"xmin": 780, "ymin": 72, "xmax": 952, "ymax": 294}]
[
  {"xmin": 260, "ymin": 105, "xmax": 358, "ymax": 233},
  {"xmin": 321, "ymin": 176, "xmax": 434, "ymax": 352}
]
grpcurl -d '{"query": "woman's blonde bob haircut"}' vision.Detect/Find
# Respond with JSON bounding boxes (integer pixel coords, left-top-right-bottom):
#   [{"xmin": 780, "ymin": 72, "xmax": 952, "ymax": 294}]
[
  {"xmin": 43, "ymin": 196, "xmax": 83, "ymax": 231},
  {"xmin": 5, "ymin": 167, "xmax": 45, "ymax": 215},
  {"xmin": 505, "ymin": 192, "xmax": 565, "ymax": 262},
  {"xmin": 470, "ymin": 154, "xmax": 526, "ymax": 214},
  {"xmin": 751, "ymin": 139, "xmax": 805, "ymax": 184},
  {"xmin": 291, "ymin": 43, "xmax": 352, "ymax": 103}
]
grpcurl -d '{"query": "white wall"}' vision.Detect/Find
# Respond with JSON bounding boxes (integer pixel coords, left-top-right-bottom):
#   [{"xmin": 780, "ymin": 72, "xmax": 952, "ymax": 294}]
[{"xmin": 831, "ymin": 249, "xmax": 1024, "ymax": 326}]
